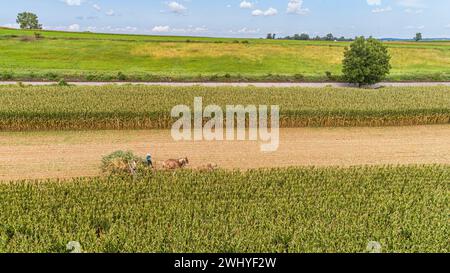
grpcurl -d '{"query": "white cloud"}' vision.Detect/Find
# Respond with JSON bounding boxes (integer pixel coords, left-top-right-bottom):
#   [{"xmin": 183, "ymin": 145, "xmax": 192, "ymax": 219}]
[
  {"xmin": 405, "ymin": 25, "xmax": 425, "ymax": 30},
  {"xmin": 1, "ymin": 23, "xmax": 20, "ymax": 29},
  {"xmin": 76, "ymin": 15, "xmax": 98, "ymax": 20},
  {"xmin": 167, "ymin": 1, "xmax": 187, "ymax": 14},
  {"xmin": 264, "ymin": 8, "xmax": 278, "ymax": 16},
  {"xmin": 172, "ymin": 26, "xmax": 208, "ymax": 33},
  {"xmin": 68, "ymin": 24, "xmax": 80, "ymax": 31},
  {"xmin": 45, "ymin": 24, "xmax": 80, "ymax": 31},
  {"xmin": 152, "ymin": 25, "xmax": 171, "ymax": 32},
  {"xmin": 115, "ymin": 26, "xmax": 138, "ymax": 32},
  {"xmin": 372, "ymin": 6, "xmax": 392, "ymax": 13},
  {"xmin": 86, "ymin": 26, "xmax": 97, "ymax": 32},
  {"xmin": 367, "ymin": 0, "xmax": 392, "ymax": 13},
  {"xmin": 151, "ymin": 25, "xmax": 208, "ymax": 34},
  {"xmin": 404, "ymin": 8, "xmax": 422, "ymax": 14},
  {"xmin": 237, "ymin": 27, "xmax": 260, "ymax": 34},
  {"xmin": 252, "ymin": 7, "xmax": 278, "ymax": 16},
  {"xmin": 105, "ymin": 9, "xmax": 115, "ymax": 16},
  {"xmin": 43, "ymin": 26, "xmax": 61, "ymax": 31},
  {"xmin": 445, "ymin": 24, "xmax": 450, "ymax": 29},
  {"xmin": 367, "ymin": 0, "xmax": 381, "ymax": 5},
  {"xmin": 396, "ymin": 0, "xmax": 425, "ymax": 8},
  {"xmin": 240, "ymin": 1, "xmax": 254, "ymax": 9},
  {"xmin": 62, "ymin": 0, "xmax": 82, "ymax": 6},
  {"xmin": 85, "ymin": 25, "xmax": 138, "ymax": 33},
  {"xmin": 287, "ymin": 0, "xmax": 309, "ymax": 15},
  {"xmin": 251, "ymin": 9, "xmax": 264, "ymax": 16},
  {"xmin": 92, "ymin": 4, "xmax": 101, "ymax": 11}
]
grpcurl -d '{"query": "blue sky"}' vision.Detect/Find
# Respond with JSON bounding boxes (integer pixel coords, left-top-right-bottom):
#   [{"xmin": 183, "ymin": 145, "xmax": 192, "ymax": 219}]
[{"xmin": 1, "ymin": 0, "xmax": 449, "ymax": 38}]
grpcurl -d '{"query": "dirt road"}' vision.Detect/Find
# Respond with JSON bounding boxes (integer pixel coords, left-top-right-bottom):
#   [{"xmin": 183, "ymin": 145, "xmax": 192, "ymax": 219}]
[
  {"xmin": 1, "ymin": 125, "xmax": 449, "ymax": 181},
  {"xmin": 1, "ymin": 81, "xmax": 450, "ymax": 87}
]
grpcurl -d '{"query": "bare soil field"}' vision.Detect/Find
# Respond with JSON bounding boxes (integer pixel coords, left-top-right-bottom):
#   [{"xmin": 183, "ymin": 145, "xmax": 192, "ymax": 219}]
[{"xmin": 0, "ymin": 125, "xmax": 449, "ymax": 181}]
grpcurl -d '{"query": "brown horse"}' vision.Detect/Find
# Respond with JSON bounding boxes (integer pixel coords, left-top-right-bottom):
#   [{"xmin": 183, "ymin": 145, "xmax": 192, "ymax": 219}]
[
  {"xmin": 197, "ymin": 163, "xmax": 218, "ymax": 172},
  {"xmin": 162, "ymin": 157, "xmax": 189, "ymax": 170}
]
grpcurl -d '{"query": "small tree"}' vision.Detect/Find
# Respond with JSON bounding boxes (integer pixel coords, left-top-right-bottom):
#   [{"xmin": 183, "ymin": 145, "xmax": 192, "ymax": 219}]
[
  {"xmin": 342, "ymin": 36, "xmax": 391, "ymax": 87},
  {"xmin": 16, "ymin": 12, "xmax": 42, "ymax": 30},
  {"xmin": 299, "ymin": 33, "xmax": 310, "ymax": 40},
  {"xmin": 414, "ymin": 32, "xmax": 423, "ymax": 42},
  {"xmin": 324, "ymin": 33, "xmax": 334, "ymax": 41}
]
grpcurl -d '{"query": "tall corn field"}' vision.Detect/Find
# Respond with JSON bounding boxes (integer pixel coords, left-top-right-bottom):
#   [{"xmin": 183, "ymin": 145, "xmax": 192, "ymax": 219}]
[
  {"xmin": 0, "ymin": 165, "xmax": 448, "ymax": 253},
  {"xmin": 0, "ymin": 85, "xmax": 449, "ymax": 130}
]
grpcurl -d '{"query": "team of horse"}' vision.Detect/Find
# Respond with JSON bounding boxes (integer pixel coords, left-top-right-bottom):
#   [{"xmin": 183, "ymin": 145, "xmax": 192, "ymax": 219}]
[
  {"xmin": 161, "ymin": 157, "xmax": 218, "ymax": 171},
  {"xmin": 127, "ymin": 156, "xmax": 217, "ymax": 174},
  {"xmin": 161, "ymin": 157, "xmax": 190, "ymax": 170}
]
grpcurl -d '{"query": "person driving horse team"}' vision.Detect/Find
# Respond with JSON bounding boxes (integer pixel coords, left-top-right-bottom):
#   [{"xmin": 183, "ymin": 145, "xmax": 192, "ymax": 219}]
[{"xmin": 146, "ymin": 154, "xmax": 153, "ymax": 168}]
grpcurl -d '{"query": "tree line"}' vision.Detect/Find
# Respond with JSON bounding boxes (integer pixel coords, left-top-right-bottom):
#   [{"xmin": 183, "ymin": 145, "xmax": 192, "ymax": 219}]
[
  {"xmin": 268, "ymin": 32, "xmax": 425, "ymax": 42},
  {"xmin": 267, "ymin": 33, "xmax": 353, "ymax": 41}
]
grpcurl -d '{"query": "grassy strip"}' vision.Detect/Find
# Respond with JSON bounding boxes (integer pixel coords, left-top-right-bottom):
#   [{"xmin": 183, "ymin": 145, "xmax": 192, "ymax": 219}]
[
  {"xmin": 0, "ymin": 165, "xmax": 448, "ymax": 253},
  {"xmin": 0, "ymin": 85, "xmax": 449, "ymax": 130},
  {"xmin": 2, "ymin": 71, "xmax": 450, "ymax": 83},
  {"xmin": 0, "ymin": 70, "xmax": 332, "ymax": 83}
]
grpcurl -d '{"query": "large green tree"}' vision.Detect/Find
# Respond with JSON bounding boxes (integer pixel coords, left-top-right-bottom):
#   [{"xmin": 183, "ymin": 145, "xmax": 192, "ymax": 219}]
[
  {"xmin": 342, "ymin": 36, "xmax": 391, "ymax": 87},
  {"xmin": 16, "ymin": 12, "xmax": 42, "ymax": 30}
]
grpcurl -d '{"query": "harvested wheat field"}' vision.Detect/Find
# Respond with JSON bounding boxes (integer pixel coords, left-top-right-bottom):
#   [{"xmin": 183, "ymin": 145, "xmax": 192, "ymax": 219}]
[{"xmin": 0, "ymin": 125, "xmax": 449, "ymax": 181}]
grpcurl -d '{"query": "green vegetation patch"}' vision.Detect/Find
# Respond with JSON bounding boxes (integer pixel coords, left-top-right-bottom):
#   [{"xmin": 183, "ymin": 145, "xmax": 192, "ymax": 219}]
[{"xmin": 1, "ymin": 28, "xmax": 450, "ymax": 82}]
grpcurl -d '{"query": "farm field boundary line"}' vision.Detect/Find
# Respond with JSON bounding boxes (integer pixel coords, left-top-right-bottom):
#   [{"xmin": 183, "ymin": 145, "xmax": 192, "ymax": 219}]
[{"xmin": 2, "ymin": 81, "xmax": 450, "ymax": 87}]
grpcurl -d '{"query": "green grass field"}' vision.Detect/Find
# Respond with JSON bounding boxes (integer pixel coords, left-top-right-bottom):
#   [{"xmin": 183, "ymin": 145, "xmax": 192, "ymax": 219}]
[
  {"xmin": 1, "ymin": 28, "xmax": 450, "ymax": 82},
  {"xmin": 0, "ymin": 165, "xmax": 448, "ymax": 253},
  {"xmin": 0, "ymin": 85, "xmax": 449, "ymax": 130}
]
